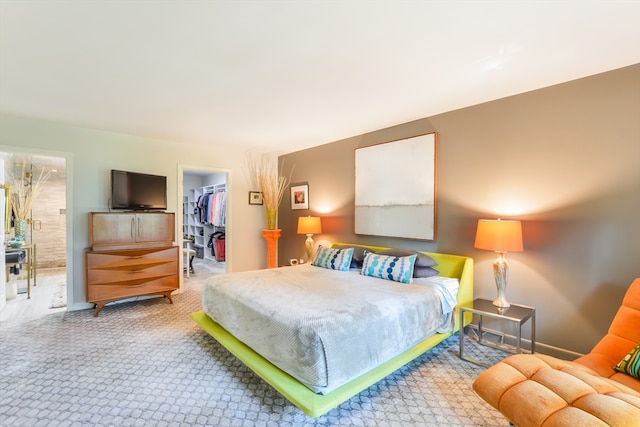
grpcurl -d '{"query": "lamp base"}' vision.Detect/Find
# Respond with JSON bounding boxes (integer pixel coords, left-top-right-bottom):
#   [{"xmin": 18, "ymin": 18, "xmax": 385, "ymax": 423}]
[
  {"xmin": 492, "ymin": 296, "xmax": 510, "ymax": 308},
  {"xmin": 492, "ymin": 251, "xmax": 511, "ymax": 308},
  {"xmin": 304, "ymin": 234, "xmax": 314, "ymax": 264}
]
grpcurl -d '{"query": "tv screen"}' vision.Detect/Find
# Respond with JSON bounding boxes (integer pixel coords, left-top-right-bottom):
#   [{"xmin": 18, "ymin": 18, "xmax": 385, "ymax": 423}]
[{"xmin": 111, "ymin": 170, "xmax": 167, "ymax": 210}]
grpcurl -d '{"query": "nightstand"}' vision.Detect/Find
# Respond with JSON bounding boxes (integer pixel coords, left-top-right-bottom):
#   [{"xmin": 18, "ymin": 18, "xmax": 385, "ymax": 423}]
[{"xmin": 459, "ymin": 298, "xmax": 535, "ymax": 367}]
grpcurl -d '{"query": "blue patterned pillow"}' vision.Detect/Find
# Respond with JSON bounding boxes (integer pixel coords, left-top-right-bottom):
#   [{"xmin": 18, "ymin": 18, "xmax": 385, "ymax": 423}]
[
  {"xmin": 312, "ymin": 246, "xmax": 354, "ymax": 271},
  {"xmin": 361, "ymin": 252, "xmax": 417, "ymax": 284}
]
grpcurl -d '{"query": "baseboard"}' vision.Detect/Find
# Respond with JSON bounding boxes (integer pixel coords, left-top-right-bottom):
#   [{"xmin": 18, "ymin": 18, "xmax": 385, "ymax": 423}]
[
  {"xmin": 535, "ymin": 341, "xmax": 583, "ymax": 360},
  {"xmin": 463, "ymin": 324, "xmax": 583, "ymax": 360},
  {"xmin": 68, "ymin": 302, "xmax": 93, "ymax": 311},
  {"xmin": 69, "ymin": 293, "xmax": 173, "ymax": 313}
]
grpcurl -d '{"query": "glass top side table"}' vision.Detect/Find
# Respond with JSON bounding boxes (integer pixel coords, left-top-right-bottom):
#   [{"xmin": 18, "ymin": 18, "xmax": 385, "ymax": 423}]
[{"xmin": 459, "ymin": 298, "xmax": 535, "ymax": 367}]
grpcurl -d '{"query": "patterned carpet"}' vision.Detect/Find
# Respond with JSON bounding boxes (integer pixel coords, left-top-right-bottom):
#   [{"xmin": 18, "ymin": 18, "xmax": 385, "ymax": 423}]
[{"xmin": 0, "ymin": 264, "xmax": 508, "ymax": 426}]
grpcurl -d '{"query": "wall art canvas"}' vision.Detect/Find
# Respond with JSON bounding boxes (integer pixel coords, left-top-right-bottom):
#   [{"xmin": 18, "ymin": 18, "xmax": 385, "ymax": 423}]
[{"xmin": 355, "ymin": 132, "xmax": 437, "ymax": 240}]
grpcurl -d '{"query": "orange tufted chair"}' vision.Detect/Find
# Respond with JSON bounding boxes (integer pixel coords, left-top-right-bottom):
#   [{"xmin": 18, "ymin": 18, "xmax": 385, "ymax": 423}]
[
  {"xmin": 473, "ymin": 278, "xmax": 640, "ymax": 426},
  {"xmin": 573, "ymin": 278, "xmax": 640, "ymax": 391}
]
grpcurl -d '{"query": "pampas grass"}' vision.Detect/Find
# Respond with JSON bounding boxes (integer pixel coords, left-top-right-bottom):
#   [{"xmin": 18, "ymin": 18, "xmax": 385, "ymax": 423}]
[
  {"xmin": 8, "ymin": 164, "xmax": 51, "ymax": 220},
  {"xmin": 245, "ymin": 154, "xmax": 291, "ymax": 210}
]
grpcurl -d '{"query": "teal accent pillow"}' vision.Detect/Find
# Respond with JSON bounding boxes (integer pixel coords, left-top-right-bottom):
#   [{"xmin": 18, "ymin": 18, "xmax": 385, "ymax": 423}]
[
  {"xmin": 615, "ymin": 343, "xmax": 640, "ymax": 379},
  {"xmin": 361, "ymin": 252, "xmax": 417, "ymax": 284},
  {"xmin": 332, "ymin": 245, "xmax": 369, "ymax": 269},
  {"xmin": 377, "ymin": 249, "xmax": 437, "ymax": 268},
  {"xmin": 312, "ymin": 246, "xmax": 354, "ymax": 271}
]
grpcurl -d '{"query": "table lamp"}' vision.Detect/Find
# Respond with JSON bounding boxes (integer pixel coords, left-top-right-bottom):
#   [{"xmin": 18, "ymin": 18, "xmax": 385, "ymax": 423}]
[
  {"xmin": 297, "ymin": 216, "xmax": 322, "ymax": 263},
  {"xmin": 474, "ymin": 219, "xmax": 523, "ymax": 308}
]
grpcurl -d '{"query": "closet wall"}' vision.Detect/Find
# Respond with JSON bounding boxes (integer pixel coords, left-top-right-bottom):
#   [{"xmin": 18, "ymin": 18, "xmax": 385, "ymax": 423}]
[{"xmin": 183, "ymin": 172, "xmax": 226, "ymax": 262}]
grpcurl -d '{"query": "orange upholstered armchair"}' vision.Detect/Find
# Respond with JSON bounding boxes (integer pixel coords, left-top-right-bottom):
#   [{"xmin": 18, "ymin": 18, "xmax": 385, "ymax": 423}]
[
  {"xmin": 574, "ymin": 278, "xmax": 640, "ymax": 391},
  {"xmin": 473, "ymin": 278, "xmax": 640, "ymax": 426}
]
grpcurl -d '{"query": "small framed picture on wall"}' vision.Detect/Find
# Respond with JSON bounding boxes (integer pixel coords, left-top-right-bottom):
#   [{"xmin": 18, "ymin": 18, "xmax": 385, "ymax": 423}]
[
  {"xmin": 290, "ymin": 183, "xmax": 309, "ymax": 210},
  {"xmin": 248, "ymin": 191, "xmax": 263, "ymax": 205}
]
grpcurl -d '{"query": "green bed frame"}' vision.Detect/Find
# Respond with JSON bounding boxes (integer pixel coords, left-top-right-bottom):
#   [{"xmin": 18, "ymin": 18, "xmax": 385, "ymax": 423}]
[{"xmin": 190, "ymin": 244, "xmax": 474, "ymax": 418}]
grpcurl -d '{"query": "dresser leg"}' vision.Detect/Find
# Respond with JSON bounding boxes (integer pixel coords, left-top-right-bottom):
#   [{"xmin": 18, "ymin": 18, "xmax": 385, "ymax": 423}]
[
  {"xmin": 163, "ymin": 291, "xmax": 174, "ymax": 304},
  {"xmin": 94, "ymin": 302, "xmax": 106, "ymax": 317}
]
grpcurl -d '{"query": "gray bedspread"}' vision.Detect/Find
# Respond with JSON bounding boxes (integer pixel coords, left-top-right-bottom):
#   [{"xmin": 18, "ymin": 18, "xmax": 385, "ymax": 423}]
[{"xmin": 202, "ymin": 264, "xmax": 456, "ymax": 394}]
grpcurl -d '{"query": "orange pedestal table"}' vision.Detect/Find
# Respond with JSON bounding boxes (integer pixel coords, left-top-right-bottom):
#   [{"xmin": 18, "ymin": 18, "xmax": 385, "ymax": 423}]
[{"xmin": 261, "ymin": 229, "xmax": 282, "ymax": 268}]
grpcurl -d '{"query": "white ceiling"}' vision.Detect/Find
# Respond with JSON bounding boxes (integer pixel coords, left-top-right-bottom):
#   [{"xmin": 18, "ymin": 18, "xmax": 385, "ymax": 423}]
[{"xmin": 1, "ymin": 1, "xmax": 639, "ymax": 154}]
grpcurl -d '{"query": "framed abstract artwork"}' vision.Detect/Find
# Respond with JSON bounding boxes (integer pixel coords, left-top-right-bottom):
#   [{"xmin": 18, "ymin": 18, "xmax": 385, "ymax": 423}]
[{"xmin": 354, "ymin": 132, "xmax": 438, "ymax": 240}]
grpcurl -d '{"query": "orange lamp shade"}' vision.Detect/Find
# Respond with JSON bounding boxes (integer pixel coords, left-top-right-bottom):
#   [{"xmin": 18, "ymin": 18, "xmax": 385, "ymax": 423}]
[
  {"xmin": 297, "ymin": 216, "xmax": 322, "ymax": 235},
  {"xmin": 474, "ymin": 219, "xmax": 523, "ymax": 252}
]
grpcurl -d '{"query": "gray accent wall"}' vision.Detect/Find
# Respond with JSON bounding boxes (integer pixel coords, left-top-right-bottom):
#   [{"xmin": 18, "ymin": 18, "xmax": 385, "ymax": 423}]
[{"xmin": 277, "ymin": 64, "xmax": 640, "ymax": 356}]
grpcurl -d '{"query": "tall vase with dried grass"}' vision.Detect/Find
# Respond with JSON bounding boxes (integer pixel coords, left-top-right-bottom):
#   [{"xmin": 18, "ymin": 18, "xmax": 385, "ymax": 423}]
[
  {"xmin": 9, "ymin": 166, "xmax": 50, "ymax": 242},
  {"xmin": 245, "ymin": 154, "xmax": 291, "ymax": 230}
]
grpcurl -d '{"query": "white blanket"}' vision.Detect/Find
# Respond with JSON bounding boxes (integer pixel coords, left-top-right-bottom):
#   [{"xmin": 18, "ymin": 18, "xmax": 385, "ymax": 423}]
[{"xmin": 202, "ymin": 264, "xmax": 457, "ymax": 394}]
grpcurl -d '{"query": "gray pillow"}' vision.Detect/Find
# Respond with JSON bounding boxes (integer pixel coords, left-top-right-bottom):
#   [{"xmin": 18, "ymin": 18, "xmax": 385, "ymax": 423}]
[
  {"xmin": 413, "ymin": 266, "xmax": 439, "ymax": 278},
  {"xmin": 377, "ymin": 249, "xmax": 437, "ymax": 268}
]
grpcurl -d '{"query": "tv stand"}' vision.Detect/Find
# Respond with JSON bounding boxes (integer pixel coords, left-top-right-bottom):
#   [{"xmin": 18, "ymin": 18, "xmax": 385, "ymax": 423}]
[{"xmin": 85, "ymin": 212, "xmax": 179, "ymax": 316}]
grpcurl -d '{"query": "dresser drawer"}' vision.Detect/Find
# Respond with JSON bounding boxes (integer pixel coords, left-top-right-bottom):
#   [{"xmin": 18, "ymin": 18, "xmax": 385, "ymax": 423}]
[
  {"xmin": 87, "ymin": 261, "xmax": 177, "ymax": 285},
  {"xmin": 86, "ymin": 247, "xmax": 177, "ymax": 270},
  {"xmin": 85, "ymin": 245, "xmax": 179, "ymax": 316},
  {"xmin": 88, "ymin": 276, "xmax": 177, "ymax": 302}
]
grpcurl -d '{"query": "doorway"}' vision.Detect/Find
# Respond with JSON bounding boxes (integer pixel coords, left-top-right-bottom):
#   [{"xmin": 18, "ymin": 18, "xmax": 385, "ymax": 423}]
[
  {"xmin": 0, "ymin": 151, "xmax": 69, "ymax": 321},
  {"xmin": 179, "ymin": 165, "xmax": 229, "ymax": 287}
]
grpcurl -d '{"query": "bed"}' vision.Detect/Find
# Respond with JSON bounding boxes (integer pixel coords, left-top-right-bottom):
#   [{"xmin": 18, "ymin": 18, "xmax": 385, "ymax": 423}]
[{"xmin": 191, "ymin": 243, "xmax": 473, "ymax": 417}]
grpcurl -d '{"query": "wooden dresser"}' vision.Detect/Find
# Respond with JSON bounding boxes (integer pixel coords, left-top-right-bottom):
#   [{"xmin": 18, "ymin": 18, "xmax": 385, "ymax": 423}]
[{"xmin": 85, "ymin": 212, "xmax": 178, "ymax": 316}]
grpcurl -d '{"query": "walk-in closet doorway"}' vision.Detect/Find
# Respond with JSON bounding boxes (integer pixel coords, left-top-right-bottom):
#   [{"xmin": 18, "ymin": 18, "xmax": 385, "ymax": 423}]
[{"xmin": 179, "ymin": 165, "xmax": 229, "ymax": 289}]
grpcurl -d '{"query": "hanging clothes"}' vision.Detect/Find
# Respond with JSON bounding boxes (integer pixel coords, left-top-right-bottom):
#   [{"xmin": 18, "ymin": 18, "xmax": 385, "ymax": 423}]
[
  {"xmin": 197, "ymin": 191, "xmax": 226, "ymax": 226},
  {"xmin": 210, "ymin": 192, "xmax": 226, "ymax": 227},
  {"xmin": 196, "ymin": 194, "xmax": 209, "ymax": 224}
]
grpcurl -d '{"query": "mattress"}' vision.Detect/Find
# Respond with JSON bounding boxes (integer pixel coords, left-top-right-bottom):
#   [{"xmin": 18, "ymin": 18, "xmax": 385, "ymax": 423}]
[{"xmin": 202, "ymin": 264, "xmax": 458, "ymax": 394}]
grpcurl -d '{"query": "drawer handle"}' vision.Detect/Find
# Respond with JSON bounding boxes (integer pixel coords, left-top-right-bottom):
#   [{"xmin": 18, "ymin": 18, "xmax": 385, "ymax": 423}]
[{"xmin": 128, "ymin": 284, "xmax": 144, "ymax": 288}]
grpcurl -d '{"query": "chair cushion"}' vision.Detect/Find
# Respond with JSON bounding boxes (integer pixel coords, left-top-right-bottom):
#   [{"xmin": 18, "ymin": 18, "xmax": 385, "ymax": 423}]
[{"xmin": 473, "ymin": 353, "xmax": 640, "ymax": 427}]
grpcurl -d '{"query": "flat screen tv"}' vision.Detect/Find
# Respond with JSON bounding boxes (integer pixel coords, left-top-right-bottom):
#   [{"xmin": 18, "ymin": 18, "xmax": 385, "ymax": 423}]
[{"xmin": 110, "ymin": 169, "xmax": 167, "ymax": 211}]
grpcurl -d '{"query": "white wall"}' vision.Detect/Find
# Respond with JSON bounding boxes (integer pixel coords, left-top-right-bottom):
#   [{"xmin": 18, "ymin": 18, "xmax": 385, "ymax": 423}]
[{"xmin": 0, "ymin": 113, "xmax": 269, "ymax": 310}]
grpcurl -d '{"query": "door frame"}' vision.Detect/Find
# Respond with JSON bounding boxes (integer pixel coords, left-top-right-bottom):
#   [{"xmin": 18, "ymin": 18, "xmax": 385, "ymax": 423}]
[
  {"xmin": 177, "ymin": 164, "xmax": 231, "ymax": 289},
  {"xmin": 0, "ymin": 145, "xmax": 73, "ymax": 312}
]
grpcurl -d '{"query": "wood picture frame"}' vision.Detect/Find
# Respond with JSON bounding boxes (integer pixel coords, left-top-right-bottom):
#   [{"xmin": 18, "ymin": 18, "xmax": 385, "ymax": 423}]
[
  {"xmin": 290, "ymin": 183, "xmax": 309, "ymax": 210},
  {"xmin": 354, "ymin": 132, "xmax": 438, "ymax": 240},
  {"xmin": 248, "ymin": 191, "xmax": 263, "ymax": 205}
]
